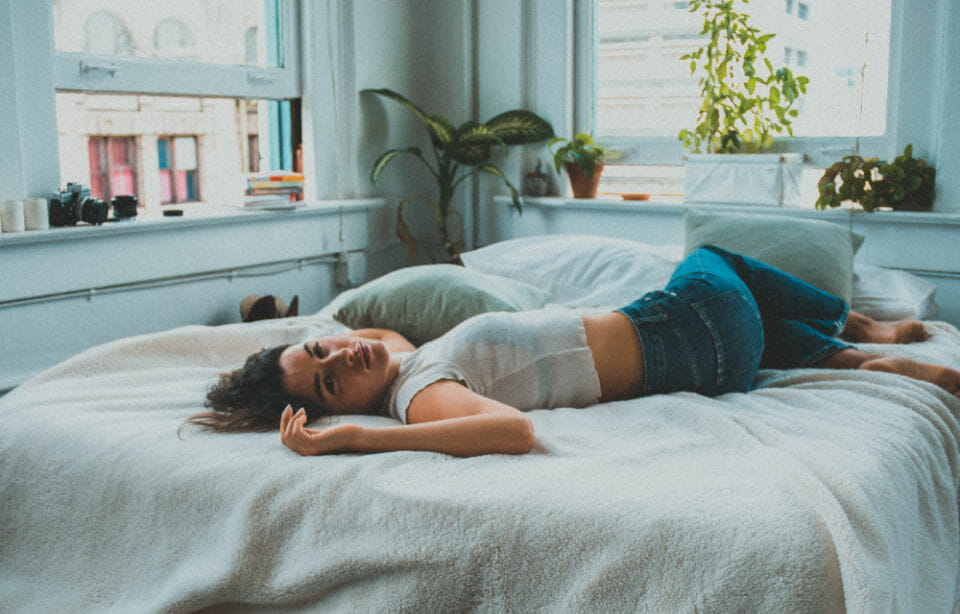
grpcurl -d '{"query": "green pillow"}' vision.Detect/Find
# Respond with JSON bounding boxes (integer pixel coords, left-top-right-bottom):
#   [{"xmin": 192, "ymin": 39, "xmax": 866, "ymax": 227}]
[
  {"xmin": 333, "ymin": 264, "xmax": 550, "ymax": 345},
  {"xmin": 684, "ymin": 209, "xmax": 864, "ymax": 302}
]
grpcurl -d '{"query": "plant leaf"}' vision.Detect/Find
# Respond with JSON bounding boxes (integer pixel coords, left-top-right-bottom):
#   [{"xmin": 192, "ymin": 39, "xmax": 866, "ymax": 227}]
[
  {"xmin": 448, "ymin": 123, "xmax": 503, "ymax": 165},
  {"xmin": 485, "ymin": 110, "xmax": 555, "ymax": 144},
  {"xmin": 427, "ymin": 115, "xmax": 456, "ymax": 148},
  {"xmin": 370, "ymin": 147, "xmax": 422, "ymax": 184},
  {"xmin": 478, "ymin": 164, "xmax": 523, "ymax": 213},
  {"xmin": 362, "ymin": 88, "xmax": 454, "ymax": 147}
]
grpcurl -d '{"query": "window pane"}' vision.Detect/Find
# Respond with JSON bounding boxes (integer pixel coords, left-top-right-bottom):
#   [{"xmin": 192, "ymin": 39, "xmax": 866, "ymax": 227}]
[
  {"xmin": 52, "ymin": 0, "xmax": 283, "ymax": 68},
  {"xmin": 596, "ymin": 0, "xmax": 891, "ymax": 139},
  {"xmin": 174, "ymin": 136, "xmax": 198, "ymax": 171},
  {"xmin": 157, "ymin": 138, "xmax": 170, "ymax": 170},
  {"xmin": 58, "ymin": 93, "xmax": 294, "ymax": 209}
]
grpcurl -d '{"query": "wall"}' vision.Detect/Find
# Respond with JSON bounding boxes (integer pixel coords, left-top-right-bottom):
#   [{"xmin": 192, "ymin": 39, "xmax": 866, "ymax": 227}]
[
  {"xmin": 300, "ymin": 0, "xmax": 477, "ymax": 275},
  {"xmin": 0, "ymin": 202, "xmax": 379, "ymax": 392}
]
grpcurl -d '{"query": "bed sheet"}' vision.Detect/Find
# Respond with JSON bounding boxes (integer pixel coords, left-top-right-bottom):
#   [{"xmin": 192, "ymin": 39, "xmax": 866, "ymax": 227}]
[{"xmin": 2, "ymin": 312, "xmax": 960, "ymax": 613}]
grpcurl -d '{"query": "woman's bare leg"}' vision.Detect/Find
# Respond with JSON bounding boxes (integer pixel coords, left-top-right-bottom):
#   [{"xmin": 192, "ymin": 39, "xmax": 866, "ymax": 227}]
[
  {"xmin": 816, "ymin": 348, "xmax": 960, "ymax": 398},
  {"xmin": 841, "ymin": 310, "xmax": 929, "ymax": 344}
]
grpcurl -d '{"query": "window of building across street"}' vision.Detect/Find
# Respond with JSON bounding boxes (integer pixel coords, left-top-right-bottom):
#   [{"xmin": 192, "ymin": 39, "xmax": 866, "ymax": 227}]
[{"xmin": 87, "ymin": 136, "xmax": 136, "ymax": 202}]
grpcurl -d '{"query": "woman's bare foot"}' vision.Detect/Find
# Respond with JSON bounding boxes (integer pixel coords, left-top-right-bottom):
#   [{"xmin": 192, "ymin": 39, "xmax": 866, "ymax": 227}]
[
  {"xmin": 860, "ymin": 356, "xmax": 960, "ymax": 398},
  {"xmin": 842, "ymin": 311, "xmax": 929, "ymax": 344}
]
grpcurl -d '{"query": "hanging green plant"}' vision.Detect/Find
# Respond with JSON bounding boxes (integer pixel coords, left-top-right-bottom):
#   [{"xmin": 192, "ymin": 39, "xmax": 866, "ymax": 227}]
[
  {"xmin": 678, "ymin": 0, "xmax": 809, "ymax": 154},
  {"xmin": 363, "ymin": 88, "xmax": 554, "ymax": 262},
  {"xmin": 816, "ymin": 144, "xmax": 936, "ymax": 212}
]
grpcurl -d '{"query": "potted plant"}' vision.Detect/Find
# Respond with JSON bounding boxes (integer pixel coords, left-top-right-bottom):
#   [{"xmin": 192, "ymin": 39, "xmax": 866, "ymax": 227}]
[
  {"xmin": 815, "ymin": 144, "xmax": 935, "ymax": 212},
  {"xmin": 678, "ymin": 0, "xmax": 809, "ymax": 206},
  {"xmin": 363, "ymin": 88, "xmax": 554, "ymax": 262},
  {"xmin": 549, "ymin": 133, "xmax": 609, "ymax": 198}
]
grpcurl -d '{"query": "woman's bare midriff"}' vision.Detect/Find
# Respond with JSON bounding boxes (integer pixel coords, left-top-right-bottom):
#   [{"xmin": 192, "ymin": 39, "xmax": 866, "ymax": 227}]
[{"xmin": 581, "ymin": 312, "xmax": 646, "ymax": 402}]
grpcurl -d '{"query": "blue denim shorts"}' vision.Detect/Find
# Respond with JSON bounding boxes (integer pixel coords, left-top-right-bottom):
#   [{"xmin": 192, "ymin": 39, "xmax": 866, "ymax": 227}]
[
  {"xmin": 618, "ymin": 280, "xmax": 764, "ymax": 396},
  {"xmin": 617, "ymin": 245, "xmax": 853, "ymax": 397}
]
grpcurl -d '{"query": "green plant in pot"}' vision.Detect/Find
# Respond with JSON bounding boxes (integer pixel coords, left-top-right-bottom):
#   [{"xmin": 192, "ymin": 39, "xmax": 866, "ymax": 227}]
[
  {"xmin": 815, "ymin": 144, "xmax": 936, "ymax": 212},
  {"xmin": 678, "ymin": 0, "xmax": 810, "ymax": 206},
  {"xmin": 363, "ymin": 88, "xmax": 554, "ymax": 262},
  {"xmin": 549, "ymin": 133, "xmax": 608, "ymax": 198}
]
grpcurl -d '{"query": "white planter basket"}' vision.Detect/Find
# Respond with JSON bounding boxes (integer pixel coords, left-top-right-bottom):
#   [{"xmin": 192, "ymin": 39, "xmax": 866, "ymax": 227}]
[{"xmin": 683, "ymin": 153, "xmax": 803, "ymax": 207}]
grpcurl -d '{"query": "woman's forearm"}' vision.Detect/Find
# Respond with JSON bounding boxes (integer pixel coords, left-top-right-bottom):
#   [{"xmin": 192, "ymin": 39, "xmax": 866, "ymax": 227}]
[{"xmin": 353, "ymin": 414, "xmax": 535, "ymax": 456}]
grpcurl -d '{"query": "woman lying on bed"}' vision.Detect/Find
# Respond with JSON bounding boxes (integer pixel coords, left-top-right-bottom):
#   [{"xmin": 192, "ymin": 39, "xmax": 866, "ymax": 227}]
[{"xmin": 187, "ymin": 245, "xmax": 960, "ymax": 457}]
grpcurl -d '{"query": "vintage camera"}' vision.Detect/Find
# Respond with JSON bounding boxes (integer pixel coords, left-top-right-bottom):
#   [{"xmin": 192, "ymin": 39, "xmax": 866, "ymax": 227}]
[{"xmin": 49, "ymin": 183, "xmax": 109, "ymax": 226}]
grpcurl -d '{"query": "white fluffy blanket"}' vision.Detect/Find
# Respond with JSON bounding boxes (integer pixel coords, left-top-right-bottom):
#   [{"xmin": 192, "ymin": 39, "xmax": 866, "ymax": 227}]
[{"xmin": 2, "ymin": 313, "xmax": 960, "ymax": 613}]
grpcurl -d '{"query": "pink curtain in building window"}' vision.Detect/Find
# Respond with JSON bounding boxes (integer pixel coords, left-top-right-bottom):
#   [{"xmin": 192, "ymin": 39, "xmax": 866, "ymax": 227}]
[
  {"xmin": 88, "ymin": 139, "xmax": 105, "ymax": 200},
  {"xmin": 175, "ymin": 171, "xmax": 188, "ymax": 202},
  {"xmin": 110, "ymin": 169, "xmax": 136, "ymax": 197},
  {"xmin": 159, "ymin": 170, "xmax": 173, "ymax": 203}
]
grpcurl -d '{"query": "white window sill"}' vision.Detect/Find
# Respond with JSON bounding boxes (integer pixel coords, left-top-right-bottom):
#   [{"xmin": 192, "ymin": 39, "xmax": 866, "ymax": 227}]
[
  {"xmin": 504, "ymin": 196, "xmax": 960, "ymax": 227},
  {"xmin": 0, "ymin": 199, "xmax": 385, "ymax": 248}
]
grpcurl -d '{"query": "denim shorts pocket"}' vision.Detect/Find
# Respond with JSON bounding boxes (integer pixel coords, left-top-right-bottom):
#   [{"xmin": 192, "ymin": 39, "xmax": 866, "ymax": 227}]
[{"xmin": 690, "ymin": 289, "xmax": 763, "ymax": 393}]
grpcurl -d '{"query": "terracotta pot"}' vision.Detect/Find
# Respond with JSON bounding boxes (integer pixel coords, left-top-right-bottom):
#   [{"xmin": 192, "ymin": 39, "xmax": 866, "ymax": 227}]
[{"xmin": 564, "ymin": 161, "xmax": 604, "ymax": 198}]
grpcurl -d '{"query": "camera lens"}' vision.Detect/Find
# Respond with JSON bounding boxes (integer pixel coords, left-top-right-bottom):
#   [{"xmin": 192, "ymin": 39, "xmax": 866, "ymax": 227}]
[
  {"xmin": 79, "ymin": 197, "xmax": 109, "ymax": 225},
  {"xmin": 111, "ymin": 195, "xmax": 138, "ymax": 219}
]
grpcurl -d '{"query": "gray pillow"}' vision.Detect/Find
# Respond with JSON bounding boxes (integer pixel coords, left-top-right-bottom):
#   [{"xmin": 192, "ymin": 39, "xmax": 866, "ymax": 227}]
[
  {"xmin": 333, "ymin": 264, "xmax": 550, "ymax": 345},
  {"xmin": 684, "ymin": 209, "xmax": 864, "ymax": 302}
]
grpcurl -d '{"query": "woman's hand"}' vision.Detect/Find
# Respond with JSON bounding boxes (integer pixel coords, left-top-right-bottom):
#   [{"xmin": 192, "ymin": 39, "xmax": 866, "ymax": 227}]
[{"xmin": 279, "ymin": 405, "xmax": 362, "ymax": 455}]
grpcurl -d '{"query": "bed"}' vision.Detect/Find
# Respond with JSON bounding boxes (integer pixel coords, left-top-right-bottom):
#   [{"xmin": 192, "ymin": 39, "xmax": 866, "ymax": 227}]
[{"xmin": 3, "ymin": 215, "xmax": 960, "ymax": 613}]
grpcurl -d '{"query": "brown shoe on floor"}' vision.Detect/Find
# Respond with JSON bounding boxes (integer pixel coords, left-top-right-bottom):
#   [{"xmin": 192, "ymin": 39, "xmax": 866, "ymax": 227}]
[{"xmin": 240, "ymin": 294, "xmax": 299, "ymax": 322}]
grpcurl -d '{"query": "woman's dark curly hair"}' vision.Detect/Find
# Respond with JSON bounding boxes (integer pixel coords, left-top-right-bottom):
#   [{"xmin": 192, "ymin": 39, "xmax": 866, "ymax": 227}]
[{"xmin": 185, "ymin": 344, "xmax": 325, "ymax": 433}]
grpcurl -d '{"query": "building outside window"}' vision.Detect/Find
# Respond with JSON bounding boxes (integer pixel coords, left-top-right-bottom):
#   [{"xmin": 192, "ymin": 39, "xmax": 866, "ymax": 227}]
[
  {"xmin": 248, "ymin": 135, "xmax": 261, "ymax": 173},
  {"xmin": 797, "ymin": 2, "xmax": 809, "ymax": 20}
]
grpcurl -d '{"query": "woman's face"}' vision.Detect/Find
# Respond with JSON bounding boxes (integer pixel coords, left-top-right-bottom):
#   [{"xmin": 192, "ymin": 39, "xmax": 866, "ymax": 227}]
[{"xmin": 278, "ymin": 335, "xmax": 398, "ymax": 415}]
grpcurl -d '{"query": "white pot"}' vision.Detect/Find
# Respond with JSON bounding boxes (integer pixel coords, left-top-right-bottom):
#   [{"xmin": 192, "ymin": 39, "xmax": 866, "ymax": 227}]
[{"xmin": 683, "ymin": 153, "xmax": 804, "ymax": 207}]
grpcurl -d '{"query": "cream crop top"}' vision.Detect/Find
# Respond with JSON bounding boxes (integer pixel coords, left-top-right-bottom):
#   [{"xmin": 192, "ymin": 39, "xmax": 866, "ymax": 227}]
[{"xmin": 383, "ymin": 309, "xmax": 602, "ymax": 423}]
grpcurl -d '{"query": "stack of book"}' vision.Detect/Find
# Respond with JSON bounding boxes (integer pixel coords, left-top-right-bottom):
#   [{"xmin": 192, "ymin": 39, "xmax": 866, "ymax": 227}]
[{"xmin": 243, "ymin": 172, "xmax": 304, "ymax": 207}]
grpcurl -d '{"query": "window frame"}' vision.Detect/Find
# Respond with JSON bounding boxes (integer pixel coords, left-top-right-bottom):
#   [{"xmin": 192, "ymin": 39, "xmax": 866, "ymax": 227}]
[
  {"xmin": 576, "ymin": 0, "xmax": 938, "ymax": 169},
  {"xmin": 53, "ymin": 0, "xmax": 301, "ymax": 100}
]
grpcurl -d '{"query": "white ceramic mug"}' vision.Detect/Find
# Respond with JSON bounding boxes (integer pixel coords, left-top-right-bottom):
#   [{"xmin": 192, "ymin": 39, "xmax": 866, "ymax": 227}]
[
  {"xmin": 0, "ymin": 199, "xmax": 26, "ymax": 233},
  {"xmin": 23, "ymin": 197, "xmax": 50, "ymax": 230}
]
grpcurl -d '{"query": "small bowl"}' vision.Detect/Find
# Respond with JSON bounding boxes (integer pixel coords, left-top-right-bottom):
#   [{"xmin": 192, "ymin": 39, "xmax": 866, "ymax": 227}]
[{"xmin": 620, "ymin": 193, "xmax": 651, "ymax": 201}]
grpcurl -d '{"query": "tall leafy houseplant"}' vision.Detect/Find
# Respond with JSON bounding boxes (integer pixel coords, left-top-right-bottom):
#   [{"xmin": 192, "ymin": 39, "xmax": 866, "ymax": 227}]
[
  {"xmin": 364, "ymin": 88, "xmax": 554, "ymax": 262},
  {"xmin": 678, "ymin": 0, "xmax": 809, "ymax": 154}
]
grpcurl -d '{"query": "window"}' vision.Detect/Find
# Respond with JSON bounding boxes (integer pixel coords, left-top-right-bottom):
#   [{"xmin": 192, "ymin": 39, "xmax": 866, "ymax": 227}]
[
  {"xmin": 153, "ymin": 19, "xmax": 196, "ymax": 60},
  {"xmin": 248, "ymin": 135, "xmax": 261, "ymax": 173},
  {"xmin": 51, "ymin": 0, "xmax": 301, "ymax": 211},
  {"xmin": 158, "ymin": 136, "xmax": 199, "ymax": 203},
  {"xmin": 590, "ymin": 0, "xmax": 894, "ymax": 199},
  {"xmin": 88, "ymin": 136, "xmax": 137, "ymax": 202}
]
